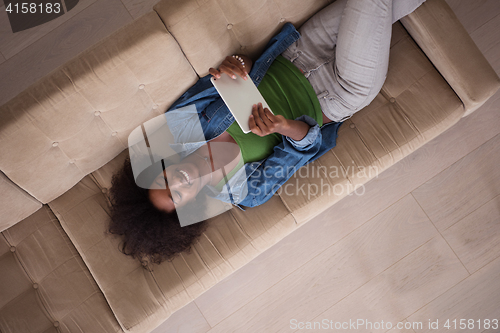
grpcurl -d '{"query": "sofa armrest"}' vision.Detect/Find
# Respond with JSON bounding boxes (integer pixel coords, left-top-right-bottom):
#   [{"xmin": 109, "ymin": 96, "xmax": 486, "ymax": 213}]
[{"xmin": 400, "ymin": 0, "xmax": 500, "ymax": 117}]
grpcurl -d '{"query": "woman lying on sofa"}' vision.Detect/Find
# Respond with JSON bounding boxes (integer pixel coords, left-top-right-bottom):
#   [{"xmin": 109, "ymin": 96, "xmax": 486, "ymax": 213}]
[{"xmin": 108, "ymin": 0, "xmax": 425, "ymax": 264}]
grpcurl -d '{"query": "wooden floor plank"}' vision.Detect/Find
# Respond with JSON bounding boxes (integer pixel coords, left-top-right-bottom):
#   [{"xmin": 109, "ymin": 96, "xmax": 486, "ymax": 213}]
[
  {"xmin": 407, "ymin": 256, "xmax": 500, "ymax": 333},
  {"xmin": 412, "ymin": 133, "xmax": 500, "ymax": 231},
  {"xmin": 442, "ymin": 195, "xmax": 500, "ymax": 274},
  {"xmin": 0, "ymin": 0, "xmax": 100, "ymax": 60},
  {"xmin": 151, "ymin": 301, "xmax": 211, "ymax": 333},
  {"xmin": 301, "ymin": 236, "xmax": 469, "ymax": 333},
  {"xmin": 444, "ymin": 0, "xmax": 500, "ymax": 34},
  {"xmin": 203, "ymin": 195, "xmax": 439, "ymax": 333},
  {"xmin": 470, "ymin": 13, "xmax": 500, "ymax": 76},
  {"xmin": 0, "ymin": 0, "xmax": 133, "ymax": 106}
]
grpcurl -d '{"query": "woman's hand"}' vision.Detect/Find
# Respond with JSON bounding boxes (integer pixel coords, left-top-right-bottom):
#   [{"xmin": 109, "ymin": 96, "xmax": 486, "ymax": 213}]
[
  {"xmin": 249, "ymin": 103, "xmax": 311, "ymax": 141},
  {"xmin": 209, "ymin": 55, "xmax": 252, "ymax": 80},
  {"xmin": 248, "ymin": 103, "xmax": 289, "ymax": 137}
]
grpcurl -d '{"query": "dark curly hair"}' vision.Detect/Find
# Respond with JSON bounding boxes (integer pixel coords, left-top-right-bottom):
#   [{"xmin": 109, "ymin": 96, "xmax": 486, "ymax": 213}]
[{"xmin": 107, "ymin": 155, "xmax": 209, "ymax": 265}]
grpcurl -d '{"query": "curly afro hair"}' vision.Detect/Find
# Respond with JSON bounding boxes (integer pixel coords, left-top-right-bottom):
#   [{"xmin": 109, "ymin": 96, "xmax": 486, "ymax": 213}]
[{"xmin": 107, "ymin": 155, "xmax": 209, "ymax": 265}]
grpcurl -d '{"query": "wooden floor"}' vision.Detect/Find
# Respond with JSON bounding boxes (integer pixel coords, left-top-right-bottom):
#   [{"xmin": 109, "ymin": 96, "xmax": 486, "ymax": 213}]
[{"xmin": 1, "ymin": 1, "xmax": 499, "ymax": 332}]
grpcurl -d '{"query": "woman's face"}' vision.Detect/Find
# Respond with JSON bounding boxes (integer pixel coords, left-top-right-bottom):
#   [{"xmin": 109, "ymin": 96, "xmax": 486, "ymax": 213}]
[{"xmin": 148, "ymin": 161, "xmax": 203, "ymax": 212}]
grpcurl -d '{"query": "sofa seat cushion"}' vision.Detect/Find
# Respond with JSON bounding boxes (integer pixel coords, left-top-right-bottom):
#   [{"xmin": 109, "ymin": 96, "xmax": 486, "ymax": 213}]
[
  {"xmin": 48, "ymin": 150, "xmax": 298, "ymax": 333},
  {"xmin": 0, "ymin": 11, "xmax": 198, "ymax": 204},
  {"xmin": 0, "ymin": 206, "xmax": 122, "ymax": 333}
]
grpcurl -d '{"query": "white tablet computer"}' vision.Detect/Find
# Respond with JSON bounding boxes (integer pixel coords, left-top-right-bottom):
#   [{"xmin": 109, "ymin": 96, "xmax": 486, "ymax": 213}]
[{"xmin": 211, "ymin": 74, "xmax": 273, "ymax": 134}]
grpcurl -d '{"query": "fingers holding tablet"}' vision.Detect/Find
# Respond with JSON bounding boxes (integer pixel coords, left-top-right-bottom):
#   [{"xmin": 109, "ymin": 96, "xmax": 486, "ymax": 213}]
[
  {"xmin": 249, "ymin": 103, "xmax": 281, "ymax": 137},
  {"xmin": 209, "ymin": 56, "xmax": 248, "ymax": 80}
]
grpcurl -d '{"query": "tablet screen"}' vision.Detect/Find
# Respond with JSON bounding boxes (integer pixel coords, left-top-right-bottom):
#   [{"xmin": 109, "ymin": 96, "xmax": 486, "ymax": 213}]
[{"xmin": 211, "ymin": 74, "xmax": 273, "ymax": 133}]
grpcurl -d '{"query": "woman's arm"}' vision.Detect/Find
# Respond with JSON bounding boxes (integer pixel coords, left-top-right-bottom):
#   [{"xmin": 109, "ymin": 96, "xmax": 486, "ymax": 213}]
[
  {"xmin": 209, "ymin": 54, "xmax": 253, "ymax": 80},
  {"xmin": 237, "ymin": 117, "xmax": 323, "ymax": 207}
]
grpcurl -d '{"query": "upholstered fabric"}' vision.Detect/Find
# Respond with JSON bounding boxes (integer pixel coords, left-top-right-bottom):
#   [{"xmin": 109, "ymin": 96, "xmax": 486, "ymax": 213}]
[
  {"xmin": 0, "ymin": 206, "xmax": 123, "ymax": 333},
  {"xmin": 0, "ymin": 172, "xmax": 41, "ymax": 232},
  {"xmin": 0, "ymin": 12, "xmax": 198, "ymax": 204}
]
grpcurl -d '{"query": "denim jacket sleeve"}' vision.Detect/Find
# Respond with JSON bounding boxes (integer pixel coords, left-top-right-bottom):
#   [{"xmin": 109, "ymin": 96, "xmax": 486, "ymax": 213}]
[{"xmin": 284, "ymin": 115, "xmax": 321, "ymax": 149}]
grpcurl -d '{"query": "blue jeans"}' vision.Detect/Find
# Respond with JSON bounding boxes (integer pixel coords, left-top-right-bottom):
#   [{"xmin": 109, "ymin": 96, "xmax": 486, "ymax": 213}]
[{"xmin": 282, "ymin": 0, "xmax": 394, "ymax": 123}]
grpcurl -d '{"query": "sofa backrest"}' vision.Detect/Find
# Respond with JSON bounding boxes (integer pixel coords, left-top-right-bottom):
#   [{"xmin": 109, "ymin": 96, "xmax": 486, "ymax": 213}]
[
  {"xmin": 153, "ymin": 0, "xmax": 333, "ymax": 76},
  {"xmin": 0, "ymin": 11, "xmax": 198, "ymax": 207}
]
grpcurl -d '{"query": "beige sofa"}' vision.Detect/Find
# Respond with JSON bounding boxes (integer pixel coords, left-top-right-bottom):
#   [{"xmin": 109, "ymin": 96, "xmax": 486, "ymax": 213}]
[{"xmin": 1, "ymin": 0, "xmax": 499, "ymax": 332}]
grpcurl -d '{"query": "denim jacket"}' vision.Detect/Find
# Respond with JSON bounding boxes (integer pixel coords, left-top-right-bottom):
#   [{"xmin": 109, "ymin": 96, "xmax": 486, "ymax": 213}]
[{"xmin": 165, "ymin": 22, "xmax": 343, "ymax": 208}]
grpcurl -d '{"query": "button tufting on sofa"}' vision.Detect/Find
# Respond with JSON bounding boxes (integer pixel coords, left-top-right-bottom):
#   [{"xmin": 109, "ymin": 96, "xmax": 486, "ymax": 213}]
[
  {"xmin": 94, "ymin": 111, "xmax": 101, "ymax": 116},
  {"xmin": 0, "ymin": 206, "xmax": 123, "ymax": 332}
]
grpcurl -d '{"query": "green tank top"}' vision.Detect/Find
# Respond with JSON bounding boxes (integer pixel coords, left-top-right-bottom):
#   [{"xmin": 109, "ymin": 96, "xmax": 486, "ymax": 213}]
[
  {"xmin": 214, "ymin": 55, "xmax": 323, "ymax": 191},
  {"xmin": 226, "ymin": 55, "xmax": 323, "ymax": 163}
]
